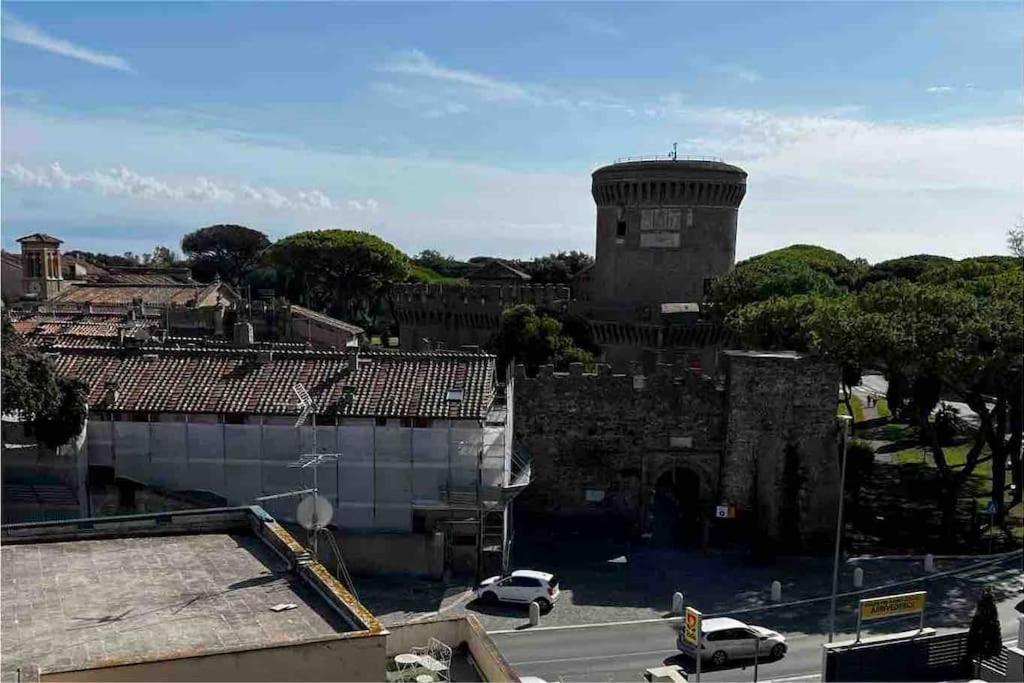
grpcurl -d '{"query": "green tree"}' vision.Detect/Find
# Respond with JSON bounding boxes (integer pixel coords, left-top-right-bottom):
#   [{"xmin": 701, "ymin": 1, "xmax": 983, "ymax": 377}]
[
  {"xmin": 709, "ymin": 247, "xmax": 847, "ymax": 317},
  {"xmin": 267, "ymin": 229, "xmax": 410, "ymax": 324},
  {"xmin": 412, "ymin": 250, "xmax": 472, "ymax": 279},
  {"xmin": 489, "ymin": 304, "xmax": 594, "ymax": 375},
  {"xmin": 517, "ymin": 251, "xmax": 595, "ymax": 284},
  {"xmin": 1, "ymin": 321, "xmax": 88, "ymax": 449},
  {"xmin": 860, "ymin": 254, "xmax": 953, "ymax": 287},
  {"xmin": 966, "ymin": 588, "xmax": 1002, "ymax": 661},
  {"xmin": 182, "ymin": 224, "xmax": 271, "ymax": 285}
]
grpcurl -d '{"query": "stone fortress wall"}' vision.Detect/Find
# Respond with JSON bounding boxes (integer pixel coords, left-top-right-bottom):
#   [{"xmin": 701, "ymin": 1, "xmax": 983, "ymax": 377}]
[
  {"xmin": 512, "ymin": 351, "xmax": 842, "ymax": 551},
  {"xmin": 390, "ymin": 283, "xmax": 571, "ymax": 351}
]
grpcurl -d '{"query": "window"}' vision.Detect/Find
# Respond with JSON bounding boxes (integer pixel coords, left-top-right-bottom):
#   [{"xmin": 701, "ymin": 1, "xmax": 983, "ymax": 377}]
[
  {"xmin": 509, "ymin": 576, "xmax": 541, "ymax": 587},
  {"xmin": 222, "ymin": 413, "xmax": 246, "ymax": 425},
  {"xmin": 414, "ymin": 417, "xmax": 432, "ymax": 429},
  {"xmin": 616, "ymin": 219, "xmax": 627, "ymax": 238},
  {"xmin": 375, "ymin": 417, "xmax": 388, "ymax": 427}
]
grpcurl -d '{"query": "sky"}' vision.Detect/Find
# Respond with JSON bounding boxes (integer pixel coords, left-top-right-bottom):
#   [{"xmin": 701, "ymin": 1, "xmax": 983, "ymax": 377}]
[{"xmin": 2, "ymin": 2, "xmax": 1022, "ymax": 263}]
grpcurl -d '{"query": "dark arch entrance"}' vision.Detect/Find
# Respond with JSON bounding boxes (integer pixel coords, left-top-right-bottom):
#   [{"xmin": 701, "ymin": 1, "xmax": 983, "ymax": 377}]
[{"xmin": 651, "ymin": 467, "xmax": 702, "ymax": 545}]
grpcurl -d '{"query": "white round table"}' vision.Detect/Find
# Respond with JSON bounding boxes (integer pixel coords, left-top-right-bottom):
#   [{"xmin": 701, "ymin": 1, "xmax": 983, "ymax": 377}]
[{"xmin": 395, "ymin": 653, "xmax": 421, "ymax": 675}]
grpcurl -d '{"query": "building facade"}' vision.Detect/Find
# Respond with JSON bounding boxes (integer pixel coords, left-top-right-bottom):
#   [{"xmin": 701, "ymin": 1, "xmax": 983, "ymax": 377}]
[
  {"xmin": 47, "ymin": 344, "xmax": 523, "ymax": 576},
  {"xmin": 513, "ymin": 351, "xmax": 842, "ymax": 552}
]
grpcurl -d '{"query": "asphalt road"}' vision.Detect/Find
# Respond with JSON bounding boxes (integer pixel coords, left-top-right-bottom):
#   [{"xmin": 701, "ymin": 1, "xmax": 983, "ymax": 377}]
[{"xmin": 493, "ymin": 555, "xmax": 1024, "ymax": 683}]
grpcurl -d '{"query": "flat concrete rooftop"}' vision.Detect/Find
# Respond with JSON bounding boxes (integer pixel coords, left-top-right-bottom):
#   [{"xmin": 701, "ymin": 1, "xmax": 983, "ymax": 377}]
[{"xmin": 1, "ymin": 508, "xmax": 379, "ymax": 681}]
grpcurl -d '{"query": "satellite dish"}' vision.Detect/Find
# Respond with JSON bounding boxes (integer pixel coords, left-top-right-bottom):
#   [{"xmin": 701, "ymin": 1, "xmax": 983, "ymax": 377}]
[{"xmin": 296, "ymin": 494, "xmax": 333, "ymax": 530}]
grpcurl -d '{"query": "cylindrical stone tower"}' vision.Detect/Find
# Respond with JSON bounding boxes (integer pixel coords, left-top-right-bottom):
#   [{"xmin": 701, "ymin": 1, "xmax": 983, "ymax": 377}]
[{"xmin": 589, "ymin": 159, "xmax": 747, "ymax": 313}]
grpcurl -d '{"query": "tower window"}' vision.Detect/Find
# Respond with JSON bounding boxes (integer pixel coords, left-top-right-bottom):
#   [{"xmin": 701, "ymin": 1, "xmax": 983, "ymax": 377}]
[{"xmin": 616, "ymin": 219, "xmax": 627, "ymax": 238}]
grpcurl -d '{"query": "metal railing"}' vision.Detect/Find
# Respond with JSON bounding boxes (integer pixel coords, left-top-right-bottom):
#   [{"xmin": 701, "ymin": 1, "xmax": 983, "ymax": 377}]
[{"xmin": 614, "ymin": 154, "xmax": 724, "ymax": 164}]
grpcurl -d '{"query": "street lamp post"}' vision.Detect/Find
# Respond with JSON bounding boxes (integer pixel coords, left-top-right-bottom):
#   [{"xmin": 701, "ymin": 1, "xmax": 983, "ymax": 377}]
[{"xmin": 828, "ymin": 415, "xmax": 853, "ymax": 643}]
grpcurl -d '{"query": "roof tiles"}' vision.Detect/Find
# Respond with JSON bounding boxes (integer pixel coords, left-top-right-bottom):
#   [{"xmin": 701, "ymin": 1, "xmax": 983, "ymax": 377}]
[{"xmin": 52, "ymin": 347, "xmax": 495, "ymax": 419}]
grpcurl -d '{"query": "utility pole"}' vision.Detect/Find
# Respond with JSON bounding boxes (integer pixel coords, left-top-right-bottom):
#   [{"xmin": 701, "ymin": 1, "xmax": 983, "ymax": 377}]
[{"xmin": 828, "ymin": 415, "xmax": 853, "ymax": 643}]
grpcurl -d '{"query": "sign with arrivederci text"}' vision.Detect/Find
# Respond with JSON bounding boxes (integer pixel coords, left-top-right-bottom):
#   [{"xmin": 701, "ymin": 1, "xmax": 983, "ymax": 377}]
[
  {"xmin": 683, "ymin": 606, "xmax": 701, "ymax": 645},
  {"xmin": 858, "ymin": 591, "xmax": 926, "ymax": 621}
]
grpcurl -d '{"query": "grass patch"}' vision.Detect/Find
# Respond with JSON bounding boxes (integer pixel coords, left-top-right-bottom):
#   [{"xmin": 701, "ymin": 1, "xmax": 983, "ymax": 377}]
[
  {"xmin": 837, "ymin": 395, "xmax": 865, "ymax": 422},
  {"xmin": 875, "ymin": 398, "xmax": 891, "ymax": 418}
]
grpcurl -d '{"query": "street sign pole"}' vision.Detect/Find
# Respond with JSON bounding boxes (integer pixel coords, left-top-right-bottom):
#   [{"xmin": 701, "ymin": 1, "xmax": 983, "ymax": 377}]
[
  {"xmin": 829, "ymin": 415, "xmax": 853, "ymax": 643},
  {"xmin": 684, "ymin": 606, "xmax": 702, "ymax": 682}
]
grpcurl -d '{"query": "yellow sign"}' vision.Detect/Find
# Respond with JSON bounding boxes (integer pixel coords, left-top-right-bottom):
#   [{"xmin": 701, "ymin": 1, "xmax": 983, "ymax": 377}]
[
  {"xmin": 859, "ymin": 591, "xmax": 926, "ymax": 621},
  {"xmin": 683, "ymin": 606, "xmax": 701, "ymax": 645}
]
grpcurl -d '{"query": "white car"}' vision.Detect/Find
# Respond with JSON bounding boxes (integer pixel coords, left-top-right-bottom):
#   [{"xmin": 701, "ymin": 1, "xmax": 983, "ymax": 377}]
[
  {"xmin": 475, "ymin": 569, "xmax": 561, "ymax": 610},
  {"xmin": 677, "ymin": 617, "xmax": 786, "ymax": 666}
]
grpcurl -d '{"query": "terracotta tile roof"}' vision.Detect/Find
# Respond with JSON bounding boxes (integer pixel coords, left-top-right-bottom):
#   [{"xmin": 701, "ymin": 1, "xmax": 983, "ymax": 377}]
[
  {"xmin": 1, "ymin": 251, "xmax": 22, "ymax": 270},
  {"xmin": 50, "ymin": 282, "xmax": 223, "ymax": 307},
  {"xmin": 289, "ymin": 305, "xmax": 365, "ymax": 335},
  {"xmin": 16, "ymin": 233, "xmax": 62, "ymax": 244},
  {"xmin": 51, "ymin": 347, "xmax": 495, "ymax": 418},
  {"xmin": 99, "ymin": 267, "xmax": 196, "ymax": 285},
  {"xmin": 10, "ymin": 309, "xmax": 161, "ymax": 341}
]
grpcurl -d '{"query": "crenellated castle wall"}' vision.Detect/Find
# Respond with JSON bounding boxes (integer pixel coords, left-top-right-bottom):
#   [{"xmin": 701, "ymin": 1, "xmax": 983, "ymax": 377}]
[
  {"xmin": 513, "ymin": 351, "xmax": 841, "ymax": 551},
  {"xmin": 391, "ymin": 283, "xmax": 571, "ymax": 350}
]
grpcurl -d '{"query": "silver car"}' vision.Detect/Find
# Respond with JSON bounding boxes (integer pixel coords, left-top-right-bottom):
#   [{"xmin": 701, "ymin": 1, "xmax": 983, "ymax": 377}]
[{"xmin": 677, "ymin": 617, "xmax": 787, "ymax": 667}]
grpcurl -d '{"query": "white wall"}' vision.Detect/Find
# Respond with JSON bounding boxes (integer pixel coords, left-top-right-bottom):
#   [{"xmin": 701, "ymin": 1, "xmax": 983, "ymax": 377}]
[{"xmin": 87, "ymin": 416, "xmax": 502, "ymax": 532}]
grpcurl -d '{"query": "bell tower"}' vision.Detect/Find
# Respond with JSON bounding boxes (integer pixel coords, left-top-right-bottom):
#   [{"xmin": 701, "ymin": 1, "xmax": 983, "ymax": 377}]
[{"xmin": 17, "ymin": 233, "xmax": 65, "ymax": 301}]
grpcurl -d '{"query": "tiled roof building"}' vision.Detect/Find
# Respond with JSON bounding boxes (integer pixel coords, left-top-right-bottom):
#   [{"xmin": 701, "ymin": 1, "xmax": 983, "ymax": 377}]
[
  {"xmin": 49, "ymin": 281, "xmax": 237, "ymax": 307},
  {"xmin": 53, "ymin": 346, "xmax": 496, "ymax": 419}
]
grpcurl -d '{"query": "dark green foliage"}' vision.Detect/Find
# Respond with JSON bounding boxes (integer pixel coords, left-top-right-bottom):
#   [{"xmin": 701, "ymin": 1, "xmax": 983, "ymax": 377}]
[
  {"xmin": 412, "ymin": 250, "xmax": 473, "ymax": 279},
  {"xmin": 266, "ymin": 229, "xmax": 410, "ymax": 325},
  {"xmin": 63, "ymin": 250, "xmax": 138, "ymax": 268},
  {"xmin": 1, "ymin": 320, "xmax": 88, "ymax": 448},
  {"xmin": 861, "ymin": 254, "xmax": 954, "ymax": 286},
  {"xmin": 966, "ymin": 588, "xmax": 1002, "ymax": 659},
  {"xmin": 709, "ymin": 246, "xmax": 849, "ymax": 317},
  {"xmin": 516, "ymin": 251, "xmax": 594, "ymax": 284},
  {"xmin": 726, "ymin": 294, "xmax": 820, "ymax": 350},
  {"xmin": 182, "ymin": 224, "xmax": 271, "ymax": 285},
  {"xmin": 489, "ymin": 304, "xmax": 594, "ymax": 375}
]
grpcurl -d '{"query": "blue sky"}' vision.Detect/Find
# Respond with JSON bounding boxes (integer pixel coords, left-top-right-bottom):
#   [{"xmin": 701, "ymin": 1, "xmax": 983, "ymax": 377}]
[{"xmin": 2, "ymin": 2, "xmax": 1022, "ymax": 262}]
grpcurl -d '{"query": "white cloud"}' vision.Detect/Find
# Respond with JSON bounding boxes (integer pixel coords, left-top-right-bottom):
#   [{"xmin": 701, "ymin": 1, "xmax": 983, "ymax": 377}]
[
  {"xmin": 381, "ymin": 50, "xmax": 532, "ymax": 103},
  {"xmin": 2, "ymin": 14, "xmax": 132, "ymax": 72},
  {"xmin": 346, "ymin": 198, "xmax": 379, "ymax": 213},
  {"xmin": 927, "ymin": 85, "xmax": 956, "ymax": 93},
  {"xmin": 1, "ymin": 162, "xmax": 373, "ymax": 214},
  {"xmin": 711, "ymin": 64, "xmax": 762, "ymax": 84}
]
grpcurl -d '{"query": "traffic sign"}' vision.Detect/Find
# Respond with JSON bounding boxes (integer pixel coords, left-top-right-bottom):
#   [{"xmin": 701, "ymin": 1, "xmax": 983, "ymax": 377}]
[
  {"xmin": 986, "ymin": 500, "xmax": 997, "ymax": 514},
  {"xmin": 859, "ymin": 591, "xmax": 925, "ymax": 620},
  {"xmin": 683, "ymin": 606, "xmax": 702, "ymax": 646},
  {"xmin": 715, "ymin": 504, "xmax": 736, "ymax": 519}
]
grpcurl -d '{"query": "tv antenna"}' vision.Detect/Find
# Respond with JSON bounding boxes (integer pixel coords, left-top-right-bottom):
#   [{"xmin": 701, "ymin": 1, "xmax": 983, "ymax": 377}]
[{"xmin": 255, "ymin": 383, "xmax": 357, "ymax": 597}]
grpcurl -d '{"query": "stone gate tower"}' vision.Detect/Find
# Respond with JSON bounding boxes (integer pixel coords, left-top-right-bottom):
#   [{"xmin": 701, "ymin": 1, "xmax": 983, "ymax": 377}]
[{"xmin": 588, "ymin": 159, "xmax": 747, "ymax": 314}]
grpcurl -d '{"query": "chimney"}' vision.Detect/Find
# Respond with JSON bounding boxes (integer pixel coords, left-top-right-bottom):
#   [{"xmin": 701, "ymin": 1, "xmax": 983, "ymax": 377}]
[
  {"xmin": 104, "ymin": 381, "xmax": 120, "ymax": 405},
  {"xmin": 234, "ymin": 321, "xmax": 254, "ymax": 347},
  {"xmin": 256, "ymin": 350, "xmax": 274, "ymax": 364}
]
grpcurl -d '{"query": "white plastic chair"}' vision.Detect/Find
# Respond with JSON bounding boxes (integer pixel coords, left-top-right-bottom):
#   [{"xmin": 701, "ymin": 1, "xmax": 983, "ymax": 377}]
[{"xmin": 411, "ymin": 638, "xmax": 452, "ymax": 681}]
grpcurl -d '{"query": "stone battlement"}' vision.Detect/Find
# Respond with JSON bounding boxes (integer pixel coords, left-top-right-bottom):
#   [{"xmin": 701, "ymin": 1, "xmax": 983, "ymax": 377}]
[
  {"xmin": 513, "ymin": 360, "xmax": 721, "ymax": 392},
  {"xmin": 391, "ymin": 283, "xmax": 571, "ymax": 309}
]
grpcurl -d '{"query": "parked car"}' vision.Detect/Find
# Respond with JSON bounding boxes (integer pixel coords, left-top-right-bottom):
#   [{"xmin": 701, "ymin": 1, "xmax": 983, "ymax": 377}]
[
  {"xmin": 676, "ymin": 617, "xmax": 786, "ymax": 666},
  {"xmin": 475, "ymin": 569, "xmax": 561, "ymax": 610}
]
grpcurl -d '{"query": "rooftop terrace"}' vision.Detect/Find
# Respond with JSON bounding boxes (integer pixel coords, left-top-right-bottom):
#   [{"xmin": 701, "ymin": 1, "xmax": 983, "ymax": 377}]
[{"xmin": 0, "ymin": 507, "xmax": 381, "ymax": 682}]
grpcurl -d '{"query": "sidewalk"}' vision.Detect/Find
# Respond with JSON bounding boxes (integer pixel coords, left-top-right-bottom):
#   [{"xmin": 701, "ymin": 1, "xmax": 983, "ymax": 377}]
[{"xmin": 353, "ymin": 538, "xmax": 1023, "ymax": 632}]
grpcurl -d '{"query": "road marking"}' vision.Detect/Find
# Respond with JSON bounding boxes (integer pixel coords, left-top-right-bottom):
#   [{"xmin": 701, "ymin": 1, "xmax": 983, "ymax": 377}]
[
  {"xmin": 491, "ymin": 616, "xmax": 681, "ymax": 635},
  {"xmin": 509, "ymin": 648, "xmax": 679, "ymax": 666},
  {"xmin": 767, "ymin": 673, "xmax": 819, "ymax": 682}
]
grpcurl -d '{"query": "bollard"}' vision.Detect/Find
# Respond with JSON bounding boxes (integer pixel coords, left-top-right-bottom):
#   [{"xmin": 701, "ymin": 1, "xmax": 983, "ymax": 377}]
[
  {"xmin": 924, "ymin": 554, "xmax": 936, "ymax": 573},
  {"xmin": 853, "ymin": 567, "xmax": 864, "ymax": 588},
  {"xmin": 672, "ymin": 592, "xmax": 685, "ymax": 615},
  {"xmin": 529, "ymin": 601, "xmax": 540, "ymax": 627},
  {"xmin": 771, "ymin": 581, "xmax": 782, "ymax": 602}
]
